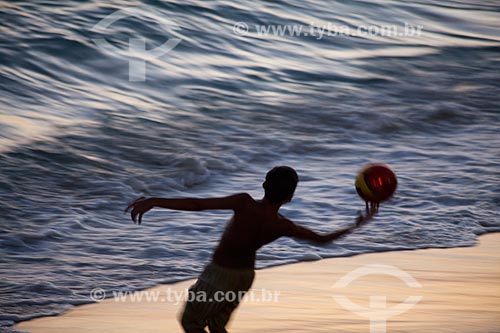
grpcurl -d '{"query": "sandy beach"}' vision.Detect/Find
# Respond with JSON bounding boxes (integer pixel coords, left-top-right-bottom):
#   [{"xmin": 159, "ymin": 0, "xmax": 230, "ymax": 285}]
[{"xmin": 16, "ymin": 233, "xmax": 500, "ymax": 333}]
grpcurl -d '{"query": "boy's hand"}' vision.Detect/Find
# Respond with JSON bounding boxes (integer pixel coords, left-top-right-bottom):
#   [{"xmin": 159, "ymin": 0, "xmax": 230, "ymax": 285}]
[
  {"xmin": 125, "ymin": 197, "xmax": 154, "ymax": 224},
  {"xmin": 355, "ymin": 202, "xmax": 378, "ymax": 227}
]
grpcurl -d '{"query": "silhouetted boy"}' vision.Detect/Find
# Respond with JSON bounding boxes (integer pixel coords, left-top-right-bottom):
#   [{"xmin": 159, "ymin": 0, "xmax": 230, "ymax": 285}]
[{"xmin": 126, "ymin": 166, "xmax": 374, "ymax": 333}]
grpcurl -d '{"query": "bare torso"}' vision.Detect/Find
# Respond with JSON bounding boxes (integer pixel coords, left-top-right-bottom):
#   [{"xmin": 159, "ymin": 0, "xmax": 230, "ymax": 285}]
[{"xmin": 212, "ymin": 196, "xmax": 292, "ymax": 269}]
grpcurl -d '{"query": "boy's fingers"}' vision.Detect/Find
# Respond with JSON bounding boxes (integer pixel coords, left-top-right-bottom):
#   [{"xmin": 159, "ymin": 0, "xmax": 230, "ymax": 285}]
[
  {"xmin": 125, "ymin": 203, "xmax": 134, "ymax": 213},
  {"xmin": 367, "ymin": 202, "xmax": 378, "ymax": 216},
  {"xmin": 125, "ymin": 197, "xmax": 146, "ymax": 213}
]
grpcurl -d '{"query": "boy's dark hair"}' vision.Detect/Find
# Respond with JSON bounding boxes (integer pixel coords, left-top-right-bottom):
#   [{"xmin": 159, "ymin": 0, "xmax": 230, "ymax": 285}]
[{"xmin": 263, "ymin": 166, "xmax": 299, "ymax": 204}]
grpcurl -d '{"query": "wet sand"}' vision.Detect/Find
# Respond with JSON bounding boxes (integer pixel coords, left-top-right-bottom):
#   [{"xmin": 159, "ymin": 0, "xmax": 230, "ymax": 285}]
[{"xmin": 16, "ymin": 233, "xmax": 500, "ymax": 333}]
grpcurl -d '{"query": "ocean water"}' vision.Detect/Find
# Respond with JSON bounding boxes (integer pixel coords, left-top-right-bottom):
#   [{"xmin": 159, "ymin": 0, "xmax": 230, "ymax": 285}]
[{"xmin": 1, "ymin": 0, "xmax": 499, "ymax": 331}]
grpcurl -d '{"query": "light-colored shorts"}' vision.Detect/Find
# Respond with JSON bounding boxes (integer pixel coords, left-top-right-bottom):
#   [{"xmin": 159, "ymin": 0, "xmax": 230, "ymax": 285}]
[{"xmin": 180, "ymin": 262, "xmax": 255, "ymax": 333}]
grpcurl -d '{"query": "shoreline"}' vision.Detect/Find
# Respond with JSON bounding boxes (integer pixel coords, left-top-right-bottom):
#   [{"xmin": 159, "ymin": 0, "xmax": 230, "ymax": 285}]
[{"xmin": 16, "ymin": 233, "xmax": 500, "ymax": 332}]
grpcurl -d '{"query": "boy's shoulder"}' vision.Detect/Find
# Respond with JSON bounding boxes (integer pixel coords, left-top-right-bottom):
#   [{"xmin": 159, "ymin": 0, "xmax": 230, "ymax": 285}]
[
  {"xmin": 230, "ymin": 192, "xmax": 255, "ymax": 210},
  {"xmin": 277, "ymin": 213, "xmax": 298, "ymax": 230},
  {"xmin": 233, "ymin": 192, "xmax": 254, "ymax": 204},
  {"xmin": 236, "ymin": 192, "xmax": 253, "ymax": 200}
]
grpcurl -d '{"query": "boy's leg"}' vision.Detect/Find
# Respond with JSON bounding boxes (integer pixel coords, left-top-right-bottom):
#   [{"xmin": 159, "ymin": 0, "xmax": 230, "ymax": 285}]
[
  {"xmin": 180, "ymin": 281, "xmax": 208, "ymax": 333},
  {"xmin": 205, "ymin": 298, "xmax": 238, "ymax": 333},
  {"xmin": 181, "ymin": 279, "xmax": 217, "ymax": 333},
  {"xmin": 207, "ymin": 271, "xmax": 255, "ymax": 333},
  {"xmin": 181, "ymin": 268, "xmax": 229, "ymax": 333}
]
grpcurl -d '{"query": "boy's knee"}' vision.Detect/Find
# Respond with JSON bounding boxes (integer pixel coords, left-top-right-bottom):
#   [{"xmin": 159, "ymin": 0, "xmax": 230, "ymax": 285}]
[
  {"xmin": 207, "ymin": 319, "xmax": 228, "ymax": 333},
  {"xmin": 180, "ymin": 310, "xmax": 206, "ymax": 333},
  {"xmin": 182, "ymin": 326, "xmax": 206, "ymax": 333}
]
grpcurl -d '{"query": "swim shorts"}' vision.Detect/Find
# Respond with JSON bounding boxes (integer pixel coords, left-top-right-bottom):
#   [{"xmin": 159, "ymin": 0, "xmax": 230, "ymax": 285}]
[{"xmin": 180, "ymin": 262, "xmax": 255, "ymax": 333}]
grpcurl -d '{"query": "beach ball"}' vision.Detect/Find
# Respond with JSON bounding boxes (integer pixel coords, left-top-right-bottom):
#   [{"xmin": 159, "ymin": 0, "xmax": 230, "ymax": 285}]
[{"xmin": 355, "ymin": 163, "xmax": 397, "ymax": 203}]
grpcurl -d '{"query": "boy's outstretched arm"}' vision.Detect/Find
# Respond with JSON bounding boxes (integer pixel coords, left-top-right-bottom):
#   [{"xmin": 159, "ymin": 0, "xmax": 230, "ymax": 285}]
[
  {"xmin": 125, "ymin": 193, "xmax": 251, "ymax": 224},
  {"xmin": 285, "ymin": 209, "xmax": 375, "ymax": 244}
]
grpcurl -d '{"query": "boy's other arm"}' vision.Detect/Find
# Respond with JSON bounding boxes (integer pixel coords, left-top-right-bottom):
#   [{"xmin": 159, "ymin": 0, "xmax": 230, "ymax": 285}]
[
  {"xmin": 125, "ymin": 193, "xmax": 251, "ymax": 224},
  {"xmin": 284, "ymin": 211, "xmax": 374, "ymax": 244},
  {"xmin": 287, "ymin": 224, "xmax": 355, "ymax": 243}
]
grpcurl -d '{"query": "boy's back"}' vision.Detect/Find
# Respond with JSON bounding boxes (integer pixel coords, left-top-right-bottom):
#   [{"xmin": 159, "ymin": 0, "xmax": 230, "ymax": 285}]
[{"xmin": 212, "ymin": 193, "xmax": 293, "ymax": 269}]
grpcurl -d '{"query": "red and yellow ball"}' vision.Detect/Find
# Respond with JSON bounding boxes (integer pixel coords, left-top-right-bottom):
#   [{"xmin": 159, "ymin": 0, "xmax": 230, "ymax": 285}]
[{"xmin": 355, "ymin": 163, "xmax": 397, "ymax": 203}]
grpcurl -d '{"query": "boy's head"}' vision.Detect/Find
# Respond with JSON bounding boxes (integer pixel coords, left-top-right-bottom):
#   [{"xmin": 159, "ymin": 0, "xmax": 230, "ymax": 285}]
[{"xmin": 263, "ymin": 166, "xmax": 299, "ymax": 204}]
